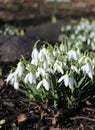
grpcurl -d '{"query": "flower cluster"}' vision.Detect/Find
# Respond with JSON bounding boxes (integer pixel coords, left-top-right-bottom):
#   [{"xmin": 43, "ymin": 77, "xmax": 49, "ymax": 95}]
[
  {"xmin": 7, "ymin": 19, "xmax": 95, "ymax": 108},
  {"xmin": 7, "ymin": 38, "xmax": 95, "ymax": 108},
  {"xmin": 61, "ymin": 18, "xmax": 95, "ymax": 50}
]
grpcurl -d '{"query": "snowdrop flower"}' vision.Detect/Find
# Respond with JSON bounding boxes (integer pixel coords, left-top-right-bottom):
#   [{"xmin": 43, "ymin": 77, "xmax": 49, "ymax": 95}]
[
  {"xmin": 60, "ymin": 43, "xmax": 65, "ymax": 52},
  {"xmin": 81, "ymin": 63, "xmax": 93, "ymax": 79},
  {"xmin": 31, "ymin": 48, "xmax": 39, "ymax": 59},
  {"xmin": 71, "ymin": 65, "xmax": 79, "ymax": 74},
  {"xmin": 54, "ymin": 60, "xmax": 64, "ymax": 74},
  {"xmin": 31, "ymin": 48, "xmax": 39, "ymax": 66},
  {"xmin": 53, "ymin": 48, "xmax": 60, "ymax": 57},
  {"xmin": 31, "ymin": 58, "xmax": 38, "ymax": 66},
  {"xmin": 90, "ymin": 32, "xmax": 95, "ymax": 38},
  {"xmin": 36, "ymin": 67, "xmax": 49, "ymax": 79},
  {"xmin": 37, "ymin": 79, "xmax": 50, "ymax": 91},
  {"xmin": 77, "ymin": 35, "xmax": 86, "ymax": 42},
  {"xmin": 7, "ymin": 73, "xmax": 19, "ymax": 89},
  {"xmin": 79, "ymin": 56, "xmax": 93, "ymax": 66},
  {"xmin": 91, "ymin": 42, "xmax": 95, "ymax": 50},
  {"xmin": 43, "ymin": 60, "xmax": 54, "ymax": 74},
  {"xmin": 46, "ymin": 55, "xmax": 54, "ymax": 65},
  {"xmin": 76, "ymin": 41, "xmax": 82, "ymax": 47},
  {"xmin": 58, "ymin": 74, "xmax": 77, "ymax": 88},
  {"xmin": 66, "ymin": 25, "xmax": 71, "ymax": 31},
  {"xmin": 70, "ymin": 34, "xmax": 75, "ymax": 40},
  {"xmin": 67, "ymin": 50, "xmax": 78, "ymax": 61},
  {"xmin": 7, "ymin": 72, "xmax": 15, "ymax": 83},
  {"xmin": 15, "ymin": 61, "xmax": 24, "ymax": 78},
  {"xmin": 14, "ymin": 79, "xmax": 19, "ymax": 89},
  {"xmin": 24, "ymin": 72, "xmax": 37, "ymax": 84},
  {"xmin": 38, "ymin": 48, "xmax": 48, "ymax": 62},
  {"xmin": 87, "ymin": 39, "xmax": 90, "ymax": 45}
]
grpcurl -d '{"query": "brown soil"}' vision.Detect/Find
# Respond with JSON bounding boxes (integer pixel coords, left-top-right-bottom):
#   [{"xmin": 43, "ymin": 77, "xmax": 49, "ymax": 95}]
[{"xmin": 0, "ymin": 0, "xmax": 95, "ymax": 26}]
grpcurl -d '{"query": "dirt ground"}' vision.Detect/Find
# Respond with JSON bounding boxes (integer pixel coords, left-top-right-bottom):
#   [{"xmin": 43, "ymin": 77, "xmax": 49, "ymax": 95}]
[{"xmin": 0, "ymin": 0, "xmax": 95, "ymax": 26}]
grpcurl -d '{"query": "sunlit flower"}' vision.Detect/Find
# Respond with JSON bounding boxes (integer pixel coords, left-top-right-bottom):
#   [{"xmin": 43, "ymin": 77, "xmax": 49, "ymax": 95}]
[
  {"xmin": 81, "ymin": 63, "xmax": 93, "ymax": 79},
  {"xmin": 14, "ymin": 79, "xmax": 19, "ymax": 89},
  {"xmin": 31, "ymin": 58, "xmax": 38, "ymax": 66},
  {"xmin": 7, "ymin": 72, "xmax": 15, "ymax": 83},
  {"xmin": 54, "ymin": 60, "xmax": 64, "ymax": 74},
  {"xmin": 31, "ymin": 48, "xmax": 39, "ymax": 59},
  {"xmin": 58, "ymin": 74, "xmax": 77, "ymax": 88},
  {"xmin": 36, "ymin": 67, "xmax": 49, "ymax": 79},
  {"xmin": 38, "ymin": 48, "xmax": 48, "ymax": 62},
  {"xmin": 15, "ymin": 61, "xmax": 24, "ymax": 77},
  {"xmin": 37, "ymin": 79, "xmax": 50, "ymax": 91},
  {"xmin": 67, "ymin": 50, "xmax": 78, "ymax": 61},
  {"xmin": 71, "ymin": 65, "xmax": 79, "ymax": 74},
  {"xmin": 66, "ymin": 25, "xmax": 71, "ymax": 31},
  {"xmin": 7, "ymin": 73, "xmax": 19, "ymax": 89},
  {"xmin": 31, "ymin": 48, "xmax": 39, "ymax": 66},
  {"xmin": 53, "ymin": 48, "xmax": 60, "ymax": 57},
  {"xmin": 24, "ymin": 72, "xmax": 37, "ymax": 84}
]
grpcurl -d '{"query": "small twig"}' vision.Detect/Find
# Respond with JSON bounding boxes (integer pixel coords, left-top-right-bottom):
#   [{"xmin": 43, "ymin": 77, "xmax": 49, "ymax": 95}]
[
  {"xmin": 83, "ymin": 107, "xmax": 95, "ymax": 112},
  {"xmin": 70, "ymin": 116, "xmax": 95, "ymax": 122}
]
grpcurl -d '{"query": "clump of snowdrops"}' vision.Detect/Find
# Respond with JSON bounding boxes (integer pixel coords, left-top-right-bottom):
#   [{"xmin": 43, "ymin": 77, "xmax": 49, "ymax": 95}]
[
  {"xmin": 61, "ymin": 18, "xmax": 95, "ymax": 51},
  {"xmin": 0, "ymin": 24, "xmax": 24, "ymax": 36},
  {"xmin": 7, "ymin": 39, "xmax": 95, "ymax": 109}
]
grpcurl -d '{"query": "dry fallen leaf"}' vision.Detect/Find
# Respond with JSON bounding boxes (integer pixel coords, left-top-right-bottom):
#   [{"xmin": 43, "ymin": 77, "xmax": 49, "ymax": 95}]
[
  {"xmin": 85, "ymin": 100, "xmax": 92, "ymax": 106},
  {"xmin": 52, "ymin": 111, "xmax": 60, "ymax": 125},
  {"xmin": 17, "ymin": 113, "xmax": 27, "ymax": 123}
]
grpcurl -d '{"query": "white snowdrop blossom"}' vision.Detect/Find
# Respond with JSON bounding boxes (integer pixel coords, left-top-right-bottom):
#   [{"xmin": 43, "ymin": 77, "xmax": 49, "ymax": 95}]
[
  {"xmin": 31, "ymin": 48, "xmax": 39, "ymax": 59},
  {"xmin": 53, "ymin": 48, "xmax": 60, "ymax": 57},
  {"xmin": 54, "ymin": 60, "xmax": 64, "ymax": 74},
  {"xmin": 14, "ymin": 79, "xmax": 19, "ymax": 89},
  {"xmin": 66, "ymin": 25, "xmax": 71, "ymax": 31},
  {"xmin": 36, "ymin": 67, "xmax": 49, "ymax": 79},
  {"xmin": 37, "ymin": 79, "xmax": 50, "ymax": 91},
  {"xmin": 58, "ymin": 74, "xmax": 77, "ymax": 88},
  {"xmin": 79, "ymin": 56, "xmax": 92, "ymax": 65},
  {"xmin": 31, "ymin": 58, "xmax": 38, "ymax": 66},
  {"xmin": 81, "ymin": 63, "xmax": 93, "ymax": 79},
  {"xmin": 7, "ymin": 72, "xmax": 15, "ymax": 83},
  {"xmin": 71, "ymin": 65, "xmax": 79, "ymax": 74},
  {"xmin": 38, "ymin": 48, "xmax": 48, "ymax": 62},
  {"xmin": 90, "ymin": 32, "xmax": 95, "ymax": 38},
  {"xmin": 7, "ymin": 73, "xmax": 19, "ymax": 89},
  {"xmin": 91, "ymin": 42, "xmax": 95, "ymax": 50},
  {"xmin": 24, "ymin": 72, "xmax": 37, "ymax": 84},
  {"xmin": 31, "ymin": 48, "xmax": 39, "ymax": 66},
  {"xmin": 67, "ymin": 50, "xmax": 78, "ymax": 61},
  {"xmin": 15, "ymin": 61, "xmax": 24, "ymax": 77}
]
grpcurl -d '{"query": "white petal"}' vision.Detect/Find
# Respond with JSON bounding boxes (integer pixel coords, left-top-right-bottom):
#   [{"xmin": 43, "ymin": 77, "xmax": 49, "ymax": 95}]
[
  {"xmin": 71, "ymin": 65, "xmax": 79, "ymax": 74},
  {"xmin": 31, "ymin": 48, "xmax": 38, "ymax": 59},
  {"xmin": 58, "ymin": 75, "xmax": 65, "ymax": 83},
  {"xmin": 88, "ymin": 72, "xmax": 93, "ymax": 79},
  {"xmin": 85, "ymin": 63, "xmax": 90, "ymax": 73},
  {"xmin": 59, "ymin": 67, "xmax": 64, "ymax": 74},
  {"xmin": 64, "ymin": 75, "xmax": 69, "ymax": 87},
  {"xmin": 29, "ymin": 73, "xmax": 33, "ymax": 84},
  {"xmin": 7, "ymin": 73, "xmax": 14, "ymax": 83},
  {"xmin": 43, "ymin": 79, "xmax": 50, "ymax": 91},
  {"xmin": 37, "ymin": 81, "xmax": 43, "ymax": 89},
  {"xmin": 24, "ymin": 73, "xmax": 29, "ymax": 83},
  {"xmin": 15, "ymin": 62, "xmax": 24, "ymax": 77},
  {"xmin": 69, "ymin": 78, "xmax": 77, "ymax": 88},
  {"xmin": 14, "ymin": 81, "xmax": 19, "ymax": 89}
]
